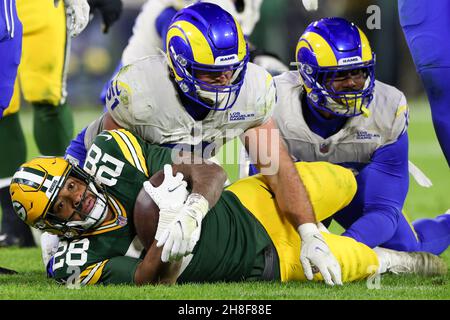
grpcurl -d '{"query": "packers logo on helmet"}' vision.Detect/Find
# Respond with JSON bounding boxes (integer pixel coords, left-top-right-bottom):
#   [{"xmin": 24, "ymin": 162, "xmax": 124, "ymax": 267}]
[
  {"xmin": 10, "ymin": 157, "xmax": 69, "ymax": 230},
  {"xmin": 12, "ymin": 201, "xmax": 27, "ymax": 222}
]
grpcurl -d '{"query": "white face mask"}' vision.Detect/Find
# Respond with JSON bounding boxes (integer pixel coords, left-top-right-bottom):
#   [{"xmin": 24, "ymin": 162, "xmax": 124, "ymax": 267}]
[
  {"xmin": 194, "ymin": 65, "xmax": 243, "ymax": 107},
  {"xmin": 66, "ymin": 182, "xmax": 108, "ymax": 231},
  {"xmin": 196, "ymin": 89, "xmax": 230, "ymax": 107}
]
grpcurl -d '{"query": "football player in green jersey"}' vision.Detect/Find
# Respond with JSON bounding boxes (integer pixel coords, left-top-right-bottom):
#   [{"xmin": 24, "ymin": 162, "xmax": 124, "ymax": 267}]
[{"xmin": 10, "ymin": 129, "xmax": 447, "ymax": 286}]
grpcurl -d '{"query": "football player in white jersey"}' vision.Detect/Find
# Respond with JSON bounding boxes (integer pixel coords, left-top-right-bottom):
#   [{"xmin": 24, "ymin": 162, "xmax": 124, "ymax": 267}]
[
  {"xmin": 273, "ymin": 17, "xmax": 450, "ymax": 255},
  {"xmin": 97, "ymin": 0, "xmax": 290, "ymax": 106},
  {"xmin": 66, "ymin": 3, "xmax": 343, "ymax": 286}
]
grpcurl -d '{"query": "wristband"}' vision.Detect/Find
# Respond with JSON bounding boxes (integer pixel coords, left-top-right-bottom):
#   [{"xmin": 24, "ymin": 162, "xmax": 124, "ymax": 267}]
[{"xmin": 297, "ymin": 222, "xmax": 319, "ymax": 238}]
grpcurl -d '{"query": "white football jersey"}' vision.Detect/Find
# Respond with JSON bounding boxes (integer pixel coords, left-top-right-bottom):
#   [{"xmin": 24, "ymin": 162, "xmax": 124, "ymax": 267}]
[
  {"xmin": 273, "ymin": 71, "xmax": 409, "ymax": 164},
  {"xmin": 85, "ymin": 55, "xmax": 275, "ymax": 151}
]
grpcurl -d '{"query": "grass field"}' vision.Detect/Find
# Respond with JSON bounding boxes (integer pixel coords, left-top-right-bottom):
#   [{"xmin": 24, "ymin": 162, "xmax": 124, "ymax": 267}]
[{"xmin": 0, "ymin": 98, "xmax": 449, "ymax": 300}]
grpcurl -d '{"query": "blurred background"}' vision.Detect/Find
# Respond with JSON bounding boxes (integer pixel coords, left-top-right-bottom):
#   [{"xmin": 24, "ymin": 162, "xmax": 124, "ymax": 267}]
[{"xmin": 65, "ymin": 0, "xmax": 423, "ymax": 108}]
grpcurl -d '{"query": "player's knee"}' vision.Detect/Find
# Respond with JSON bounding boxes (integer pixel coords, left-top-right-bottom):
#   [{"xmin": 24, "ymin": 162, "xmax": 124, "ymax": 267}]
[{"xmin": 323, "ymin": 162, "xmax": 357, "ymax": 207}]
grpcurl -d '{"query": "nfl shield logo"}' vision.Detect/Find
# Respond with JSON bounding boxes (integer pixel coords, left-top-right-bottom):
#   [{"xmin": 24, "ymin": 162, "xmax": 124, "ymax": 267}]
[{"xmin": 319, "ymin": 142, "xmax": 330, "ymax": 153}]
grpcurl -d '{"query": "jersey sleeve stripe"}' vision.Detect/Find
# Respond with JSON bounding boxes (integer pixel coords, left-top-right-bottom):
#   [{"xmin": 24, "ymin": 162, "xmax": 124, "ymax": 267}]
[
  {"xmin": 116, "ymin": 129, "xmax": 149, "ymax": 176},
  {"xmin": 80, "ymin": 260, "xmax": 109, "ymax": 286},
  {"xmin": 396, "ymin": 105, "xmax": 408, "ymax": 117},
  {"xmin": 114, "ymin": 129, "xmax": 144, "ymax": 173},
  {"xmin": 109, "ymin": 130, "xmax": 137, "ymax": 170}
]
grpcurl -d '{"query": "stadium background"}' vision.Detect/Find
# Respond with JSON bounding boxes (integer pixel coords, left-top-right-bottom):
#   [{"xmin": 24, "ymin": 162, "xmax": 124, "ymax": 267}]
[{"xmin": 1, "ymin": 0, "xmax": 449, "ymax": 299}]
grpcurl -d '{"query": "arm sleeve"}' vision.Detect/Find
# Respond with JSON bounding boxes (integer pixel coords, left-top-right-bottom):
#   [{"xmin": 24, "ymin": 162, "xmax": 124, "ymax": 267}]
[
  {"xmin": 104, "ymin": 70, "xmax": 134, "ymax": 129},
  {"xmin": 65, "ymin": 114, "xmax": 106, "ymax": 167},
  {"xmin": 341, "ymin": 132, "xmax": 410, "ymax": 248},
  {"xmin": 65, "ymin": 127, "xmax": 88, "ymax": 167},
  {"xmin": 54, "ymin": 256, "xmax": 141, "ymax": 286},
  {"xmin": 96, "ymin": 256, "xmax": 141, "ymax": 285}
]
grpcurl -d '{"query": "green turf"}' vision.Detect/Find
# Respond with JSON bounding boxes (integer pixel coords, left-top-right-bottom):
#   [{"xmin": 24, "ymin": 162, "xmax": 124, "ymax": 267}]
[{"xmin": 0, "ymin": 99, "xmax": 449, "ymax": 300}]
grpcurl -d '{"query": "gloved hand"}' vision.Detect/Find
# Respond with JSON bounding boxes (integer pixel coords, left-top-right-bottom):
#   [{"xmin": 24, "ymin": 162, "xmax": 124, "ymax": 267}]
[
  {"xmin": 156, "ymin": 193, "xmax": 209, "ymax": 263},
  {"xmin": 87, "ymin": 0, "xmax": 123, "ymax": 33},
  {"xmin": 317, "ymin": 222, "xmax": 331, "ymax": 234},
  {"xmin": 56, "ymin": 0, "xmax": 90, "ymax": 37},
  {"xmin": 298, "ymin": 223, "xmax": 342, "ymax": 286},
  {"xmin": 143, "ymin": 164, "xmax": 189, "ymax": 241}
]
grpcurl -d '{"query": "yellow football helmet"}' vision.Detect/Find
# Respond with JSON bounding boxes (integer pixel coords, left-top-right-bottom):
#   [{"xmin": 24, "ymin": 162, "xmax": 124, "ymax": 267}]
[{"xmin": 10, "ymin": 157, "xmax": 108, "ymax": 238}]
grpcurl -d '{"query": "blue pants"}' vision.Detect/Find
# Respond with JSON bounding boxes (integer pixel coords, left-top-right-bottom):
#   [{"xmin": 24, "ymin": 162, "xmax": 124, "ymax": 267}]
[
  {"xmin": 0, "ymin": 0, "xmax": 22, "ymax": 118},
  {"xmin": 399, "ymin": 0, "xmax": 450, "ymax": 166},
  {"xmin": 334, "ymin": 178, "xmax": 450, "ymax": 255}
]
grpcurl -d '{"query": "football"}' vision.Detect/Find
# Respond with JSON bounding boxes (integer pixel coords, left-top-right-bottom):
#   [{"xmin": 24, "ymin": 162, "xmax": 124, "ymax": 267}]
[{"xmin": 133, "ymin": 169, "xmax": 164, "ymax": 250}]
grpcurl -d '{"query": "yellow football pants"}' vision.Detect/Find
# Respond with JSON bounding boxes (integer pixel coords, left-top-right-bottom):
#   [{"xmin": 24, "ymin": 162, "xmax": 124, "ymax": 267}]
[
  {"xmin": 4, "ymin": 0, "xmax": 68, "ymax": 116},
  {"xmin": 226, "ymin": 162, "xmax": 379, "ymax": 283}
]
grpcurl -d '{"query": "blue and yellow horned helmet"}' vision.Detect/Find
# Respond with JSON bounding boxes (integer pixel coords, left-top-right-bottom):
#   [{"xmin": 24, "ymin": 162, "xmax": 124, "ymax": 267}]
[
  {"xmin": 166, "ymin": 2, "xmax": 249, "ymax": 111},
  {"xmin": 10, "ymin": 157, "xmax": 108, "ymax": 238},
  {"xmin": 296, "ymin": 17, "xmax": 376, "ymax": 117}
]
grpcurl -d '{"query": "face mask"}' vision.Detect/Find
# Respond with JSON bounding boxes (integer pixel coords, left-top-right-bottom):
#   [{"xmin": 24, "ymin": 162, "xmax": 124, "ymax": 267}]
[
  {"xmin": 66, "ymin": 182, "xmax": 108, "ymax": 231},
  {"xmin": 196, "ymin": 89, "xmax": 230, "ymax": 107},
  {"xmin": 324, "ymin": 76, "xmax": 371, "ymax": 116}
]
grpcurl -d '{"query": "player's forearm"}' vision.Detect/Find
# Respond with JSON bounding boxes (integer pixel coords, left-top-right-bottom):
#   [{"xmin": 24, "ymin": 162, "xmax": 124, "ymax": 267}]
[
  {"xmin": 172, "ymin": 160, "xmax": 227, "ymax": 209},
  {"xmin": 134, "ymin": 241, "xmax": 179, "ymax": 285},
  {"xmin": 264, "ymin": 145, "xmax": 316, "ymax": 226},
  {"xmin": 244, "ymin": 119, "xmax": 316, "ymax": 226}
]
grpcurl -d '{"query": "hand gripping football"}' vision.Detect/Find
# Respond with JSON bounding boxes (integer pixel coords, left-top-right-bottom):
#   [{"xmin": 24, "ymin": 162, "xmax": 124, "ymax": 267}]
[{"xmin": 133, "ymin": 170, "xmax": 164, "ymax": 250}]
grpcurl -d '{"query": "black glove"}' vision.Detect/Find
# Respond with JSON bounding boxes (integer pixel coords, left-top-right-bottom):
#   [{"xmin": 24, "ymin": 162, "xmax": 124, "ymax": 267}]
[{"xmin": 87, "ymin": 0, "xmax": 123, "ymax": 33}]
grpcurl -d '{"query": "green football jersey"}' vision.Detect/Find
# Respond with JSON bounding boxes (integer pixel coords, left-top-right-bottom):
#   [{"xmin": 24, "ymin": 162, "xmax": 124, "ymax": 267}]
[
  {"xmin": 52, "ymin": 129, "xmax": 173, "ymax": 285},
  {"xmin": 178, "ymin": 191, "xmax": 273, "ymax": 283},
  {"xmin": 52, "ymin": 129, "xmax": 273, "ymax": 286}
]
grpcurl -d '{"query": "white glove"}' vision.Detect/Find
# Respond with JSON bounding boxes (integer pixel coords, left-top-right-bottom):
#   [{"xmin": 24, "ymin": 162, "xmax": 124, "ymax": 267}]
[
  {"xmin": 156, "ymin": 193, "xmax": 209, "ymax": 262},
  {"xmin": 40, "ymin": 232, "xmax": 60, "ymax": 268},
  {"xmin": 56, "ymin": 0, "xmax": 90, "ymax": 37},
  {"xmin": 317, "ymin": 222, "xmax": 331, "ymax": 234},
  {"xmin": 302, "ymin": 0, "xmax": 318, "ymax": 11},
  {"xmin": 298, "ymin": 223, "xmax": 342, "ymax": 286},
  {"xmin": 143, "ymin": 164, "xmax": 189, "ymax": 241}
]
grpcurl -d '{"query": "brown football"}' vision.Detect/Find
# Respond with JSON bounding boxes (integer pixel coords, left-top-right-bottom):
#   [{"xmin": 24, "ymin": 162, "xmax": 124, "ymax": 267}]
[{"xmin": 133, "ymin": 169, "xmax": 164, "ymax": 250}]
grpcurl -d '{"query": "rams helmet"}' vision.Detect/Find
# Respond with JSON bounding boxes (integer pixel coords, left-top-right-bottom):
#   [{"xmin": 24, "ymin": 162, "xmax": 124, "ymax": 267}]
[
  {"xmin": 166, "ymin": 2, "xmax": 249, "ymax": 110},
  {"xmin": 10, "ymin": 157, "xmax": 108, "ymax": 238},
  {"xmin": 296, "ymin": 17, "xmax": 375, "ymax": 117}
]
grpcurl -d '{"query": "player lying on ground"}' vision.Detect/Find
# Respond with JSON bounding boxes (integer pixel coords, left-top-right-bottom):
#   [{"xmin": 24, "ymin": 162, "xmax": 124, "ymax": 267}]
[{"xmin": 10, "ymin": 129, "xmax": 447, "ymax": 286}]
